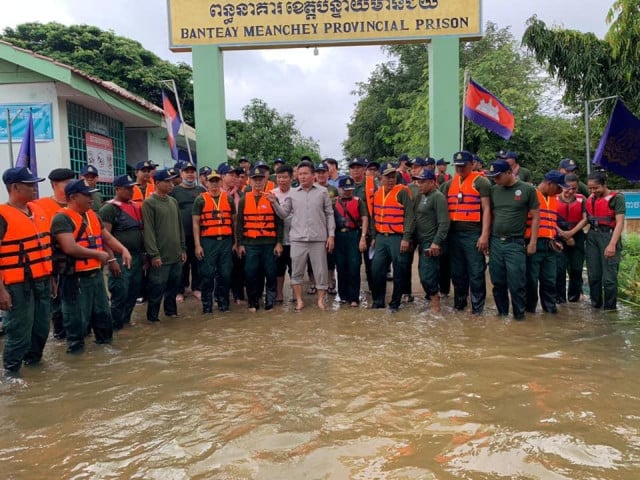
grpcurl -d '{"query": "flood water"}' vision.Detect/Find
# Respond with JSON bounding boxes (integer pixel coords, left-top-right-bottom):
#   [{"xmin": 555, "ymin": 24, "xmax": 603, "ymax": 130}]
[{"xmin": 1, "ymin": 279, "xmax": 640, "ymax": 479}]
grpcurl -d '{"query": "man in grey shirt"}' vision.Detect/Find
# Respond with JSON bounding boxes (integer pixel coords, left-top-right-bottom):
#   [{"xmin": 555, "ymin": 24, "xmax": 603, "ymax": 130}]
[{"xmin": 268, "ymin": 160, "xmax": 335, "ymax": 311}]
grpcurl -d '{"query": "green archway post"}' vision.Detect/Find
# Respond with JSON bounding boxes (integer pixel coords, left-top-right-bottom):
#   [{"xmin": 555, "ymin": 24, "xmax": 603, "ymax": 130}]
[
  {"xmin": 429, "ymin": 37, "xmax": 460, "ymax": 167},
  {"xmin": 192, "ymin": 45, "xmax": 228, "ymax": 168}
]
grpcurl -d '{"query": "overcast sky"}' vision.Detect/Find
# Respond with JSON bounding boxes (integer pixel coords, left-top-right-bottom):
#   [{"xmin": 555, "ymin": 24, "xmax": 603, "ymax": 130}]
[{"xmin": 2, "ymin": 1, "xmax": 611, "ymax": 159}]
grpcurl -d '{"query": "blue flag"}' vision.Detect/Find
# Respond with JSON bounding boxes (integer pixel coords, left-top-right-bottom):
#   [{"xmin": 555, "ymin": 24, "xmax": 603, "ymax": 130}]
[
  {"xmin": 15, "ymin": 110, "xmax": 39, "ymax": 196},
  {"xmin": 593, "ymin": 99, "xmax": 640, "ymax": 182}
]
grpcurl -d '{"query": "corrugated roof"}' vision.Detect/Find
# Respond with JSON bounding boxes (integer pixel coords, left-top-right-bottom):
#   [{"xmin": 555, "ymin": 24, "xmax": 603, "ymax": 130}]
[{"xmin": 0, "ymin": 39, "xmax": 164, "ymax": 115}]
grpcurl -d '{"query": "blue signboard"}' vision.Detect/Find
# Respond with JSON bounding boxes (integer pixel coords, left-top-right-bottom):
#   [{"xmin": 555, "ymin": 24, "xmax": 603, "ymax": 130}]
[
  {"xmin": 0, "ymin": 103, "xmax": 54, "ymax": 142},
  {"xmin": 623, "ymin": 191, "xmax": 640, "ymax": 220}
]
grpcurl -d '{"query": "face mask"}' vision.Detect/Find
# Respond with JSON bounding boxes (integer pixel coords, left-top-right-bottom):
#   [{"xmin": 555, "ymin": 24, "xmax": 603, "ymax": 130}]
[{"xmin": 182, "ymin": 179, "xmax": 196, "ymax": 188}]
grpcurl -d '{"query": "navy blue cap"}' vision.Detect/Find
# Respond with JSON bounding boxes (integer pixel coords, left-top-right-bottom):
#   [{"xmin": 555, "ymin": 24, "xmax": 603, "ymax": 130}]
[
  {"xmin": 398, "ymin": 153, "xmax": 410, "ymax": 162},
  {"xmin": 411, "ymin": 157, "xmax": 428, "ymax": 167},
  {"xmin": 255, "ymin": 160, "xmax": 270, "ymax": 171},
  {"xmin": 153, "ymin": 168, "xmax": 178, "ymax": 182},
  {"xmin": 498, "ymin": 150, "xmax": 518, "ymax": 160},
  {"xmin": 366, "ymin": 161, "xmax": 380, "ymax": 169},
  {"xmin": 339, "ymin": 176, "xmax": 356, "ymax": 189},
  {"xmin": 472, "ymin": 154, "xmax": 484, "ymax": 166},
  {"xmin": 80, "ymin": 164, "xmax": 99, "ymax": 176},
  {"xmin": 65, "ymin": 179, "xmax": 99, "ymax": 195},
  {"xmin": 436, "ymin": 158, "xmax": 449, "ymax": 166},
  {"xmin": 135, "ymin": 160, "xmax": 154, "ymax": 171},
  {"xmin": 413, "ymin": 169, "xmax": 436, "ymax": 181},
  {"xmin": 113, "ymin": 174, "xmax": 136, "ymax": 188},
  {"xmin": 181, "ymin": 161, "xmax": 197, "ymax": 171},
  {"xmin": 425, "ymin": 157, "xmax": 436, "ymax": 166},
  {"xmin": 48, "ymin": 168, "xmax": 75, "ymax": 182},
  {"xmin": 544, "ymin": 170, "xmax": 569, "ymax": 188},
  {"xmin": 199, "ymin": 166, "xmax": 213, "ymax": 176},
  {"xmin": 217, "ymin": 163, "xmax": 232, "ymax": 175},
  {"xmin": 349, "ymin": 158, "xmax": 367, "ymax": 167},
  {"xmin": 238, "ymin": 156, "xmax": 250, "ymax": 163},
  {"xmin": 3, "ymin": 167, "xmax": 45, "ymax": 185},
  {"xmin": 315, "ymin": 162, "xmax": 329, "ymax": 171},
  {"xmin": 559, "ymin": 158, "xmax": 578, "ymax": 171},
  {"xmin": 250, "ymin": 167, "xmax": 266, "ymax": 178},
  {"xmin": 486, "ymin": 160, "xmax": 511, "ymax": 177},
  {"xmin": 273, "ymin": 157, "xmax": 285, "ymax": 165},
  {"xmin": 453, "ymin": 151, "xmax": 473, "ymax": 166},
  {"xmin": 380, "ymin": 162, "xmax": 397, "ymax": 176}
]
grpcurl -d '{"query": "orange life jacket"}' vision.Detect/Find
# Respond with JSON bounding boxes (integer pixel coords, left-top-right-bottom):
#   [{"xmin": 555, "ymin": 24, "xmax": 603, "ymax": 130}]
[
  {"xmin": 335, "ymin": 197, "xmax": 362, "ymax": 230},
  {"xmin": 556, "ymin": 194, "xmax": 585, "ymax": 229},
  {"xmin": 0, "ymin": 203, "xmax": 52, "ymax": 285},
  {"xmin": 526, "ymin": 190, "xmax": 558, "ymax": 239},
  {"xmin": 242, "ymin": 192, "xmax": 276, "ymax": 238},
  {"xmin": 200, "ymin": 192, "xmax": 233, "ymax": 237},
  {"xmin": 586, "ymin": 192, "xmax": 618, "ymax": 228},
  {"xmin": 448, "ymin": 172, "xmax": 482, "ymax": 222},
  {"xmin": 373, "ymin": 185, "xmax": 406, "ymax": 234},
  {"xmin": 34, "ymin": 196, "xmax": 65, "ymax": 222},
  {"xmin": 58, "ymin": 208, "xmax": 104, "ymax": 272},
  {"xmin": 132, "ymin": 182, "xmax": 155, "ymax": 205},
  {"xmin": 365, "ymin": 175, "xmax": 376, "ymax": 217},
  {"xmin": 243, "ymin": 180, "xmax": 275, "ymax": 193}
]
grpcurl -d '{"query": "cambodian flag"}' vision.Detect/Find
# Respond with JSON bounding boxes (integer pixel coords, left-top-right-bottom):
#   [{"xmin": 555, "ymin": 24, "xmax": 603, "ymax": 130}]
[
  {"xmin": 162, "ymin": 89, "xmax": 182, "ymax": 161},
  {"xmin": 15, "ymin": 110, "xmax": 39, "ymax": 196},
  {"xmin": 464, "ymin": 79, "xmax": 515, "ymax": 140}
]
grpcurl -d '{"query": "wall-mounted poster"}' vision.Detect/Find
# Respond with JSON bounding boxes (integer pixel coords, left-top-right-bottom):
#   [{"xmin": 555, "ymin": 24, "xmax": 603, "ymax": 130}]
[
  {"xmin": 85, "ymin": 132, "xmax": 114, "ymax": 182},
  {"xmin": 0, "ymin": 103, "xmax": 54, "ymax": 142}
]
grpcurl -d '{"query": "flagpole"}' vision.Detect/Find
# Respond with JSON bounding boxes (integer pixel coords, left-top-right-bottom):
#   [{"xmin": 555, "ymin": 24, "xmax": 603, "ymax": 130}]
[
  {"xmin": 160, "ymin": 79, "xmax": 193, "ymax": 164},
  {"xmin": 460, "ymin": 70, "xmax": 470, "ymax": 150}
]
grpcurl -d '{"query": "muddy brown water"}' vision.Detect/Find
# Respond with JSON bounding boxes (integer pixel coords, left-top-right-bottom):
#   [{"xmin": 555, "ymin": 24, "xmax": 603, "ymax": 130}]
[{"xmin": 1, "ymin": 281, "xmax": 639, "ymax": 479}]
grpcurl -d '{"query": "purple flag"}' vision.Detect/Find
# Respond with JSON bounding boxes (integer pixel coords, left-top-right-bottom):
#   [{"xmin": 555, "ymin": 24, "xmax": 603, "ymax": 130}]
[
  {"xmin": 15, "ymin": 110, "xmax": 39, "ymax": 196},
  {"xmin": 593, "ymin": 99, "xmax": 640, "ymax": 182}
]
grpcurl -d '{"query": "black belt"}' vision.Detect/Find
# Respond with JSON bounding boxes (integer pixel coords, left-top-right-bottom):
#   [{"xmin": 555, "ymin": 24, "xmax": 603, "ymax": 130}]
[
  {"xmin": 338, "ymin": 228, "xmax": 357, "ymax": 233},
  {"xmin": 75, "ymin": 269, "xmax": 101, "ymax": 278},
  {"xmin": 378, "ymin": 232, "xmax": 401, "ymax": 237},
  {"xmin": 493, "ymin": 235, "xmax": 525, "ymax": 244},
  {"xmin": 590, "ymin": 226, "xmax": 613, "ymax": 233}
]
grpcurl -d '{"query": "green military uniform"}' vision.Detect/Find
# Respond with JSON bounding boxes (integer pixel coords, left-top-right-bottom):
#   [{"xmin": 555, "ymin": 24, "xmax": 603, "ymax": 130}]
[
  {"xmin": 192, "ymin": 192, "xmax": 236, "ymax": 312},
  {"xmin": 236, "ymin": 193, "xmax": 284, "ymax": 310},
  {"xmin": 555, "ymin": 197, "xmax": 586, "ymax": 303},
  {"xmin": 99, "ymin": 200, "xmax": 145, "ymax": 329},
  {"xmin": 515, "ymin": 166, "xmax": 534, "ymax": 183},
  {"xmin": 577, "ymin": 181, "xmax": 590, "ymax": 198},
  {"xmin": 51, "ymin": 212, "xmax": 112, "ymax": 353},
  {"xmin": 489, "ymin": 180, "xmax": 539, "ymax": 320},
  {"xmin": 353, "ymin": 178, "xmax": 376, "ymax": 293},
  {"xmin": 91, "ymin": 190, "xmax": 104, "ymax": 212},
  {"xmin": 585, "ymin": 193, "xmax": 625, "ymax": 310},
  {"xmin": 142, "ymin": 194, "xmax": 186, "ymax": 322},
  {"xmin": 441, "ymin": 174, "xmax": 492, "ymax": 314},
  {"xmin": 0, "ymin": 213, "xmax": 51, "ymax": 373},
  {"xmin": 413, "ymin": 188, "xmax": 450, "ymax": 298},
  {"xmin": 371, "ymin": 186, "xmax": 415, "ymax": 310}
]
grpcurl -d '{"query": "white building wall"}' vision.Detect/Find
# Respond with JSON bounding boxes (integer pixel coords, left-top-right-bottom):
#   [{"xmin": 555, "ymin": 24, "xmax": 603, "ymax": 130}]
[{"xmin": 0, "ymin": 82, "xmax": 69, "ymax": 201}]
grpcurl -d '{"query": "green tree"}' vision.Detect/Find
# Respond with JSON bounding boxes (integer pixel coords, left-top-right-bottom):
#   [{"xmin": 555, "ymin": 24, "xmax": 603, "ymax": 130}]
[
  {"xmin": 0, "ymin": 22, "xmax": 196, "ymax": 124},
  {"xmin": 234, "ymin": 99, "xmax": 319, "ymax": 166}
]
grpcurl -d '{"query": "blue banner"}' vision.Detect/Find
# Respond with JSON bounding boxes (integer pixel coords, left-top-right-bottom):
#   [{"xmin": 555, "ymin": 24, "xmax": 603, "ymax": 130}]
[
  {"xmin": 623, "ymin": 191, "xmax": 640, "ymax": 220},
  {"xmin": 592, "ymin": 99, "xmax": 640, "ymax": 182},
  {"xmin": 0, "ymin": 103, "xmax": 53, "ymax": 142}
]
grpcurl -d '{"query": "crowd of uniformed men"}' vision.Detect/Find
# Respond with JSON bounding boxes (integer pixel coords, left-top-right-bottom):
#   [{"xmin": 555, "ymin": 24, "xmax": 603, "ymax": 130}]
[{"xmin": 0, "ymin": 149, "xmax": 626, "ymax": 376}]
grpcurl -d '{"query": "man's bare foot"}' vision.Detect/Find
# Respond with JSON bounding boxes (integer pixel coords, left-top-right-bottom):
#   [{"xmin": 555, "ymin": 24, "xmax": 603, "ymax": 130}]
[
  {"xmin": 294, "ymin": 300, "xmax": 304, "ymax": 312},
  {"xmin": 317, "ymin": 299, "xmax": 326, "ymax": 310},
  {"xmin": 248, "ymin": 307, "xmax": 257, "ymax": 313}
]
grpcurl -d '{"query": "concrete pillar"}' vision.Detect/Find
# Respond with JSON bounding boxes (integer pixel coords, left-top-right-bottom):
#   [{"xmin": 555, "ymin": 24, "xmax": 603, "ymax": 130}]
[
  {"xmin": 192, "ymin": 45, "xmax": 228, "ymax": 167},
  {"xmin": 428, "ymin": 37, "xmax": 460, "ymax": 165}
]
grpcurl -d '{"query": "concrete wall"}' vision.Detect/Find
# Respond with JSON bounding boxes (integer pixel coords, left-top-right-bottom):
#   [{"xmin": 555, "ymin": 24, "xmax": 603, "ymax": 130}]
[
  {"xmin": 0, "ymin": 82, "xmax": 69, "ymax": 201},
  {"xmin": 147, "ymin": 128, "xmax": 175, "ymax": 169}
]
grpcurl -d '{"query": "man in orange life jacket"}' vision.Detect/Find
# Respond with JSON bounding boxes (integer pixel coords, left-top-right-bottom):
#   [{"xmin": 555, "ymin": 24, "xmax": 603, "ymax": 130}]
[
  {"xmin": 52, "ymin": 179, "xmax": 132, "ymax": 354},
  {"xmin": 370, "ymin": 162, "xmax": 415, "ymax": 312},
  {"xmin": 245, "ymin": 160, "xmax": 275, "ymax": 193},
  {"xmin": 132, "ymin": 160, "xmax": 155, "ymax": 206},
  {"xmin": 334, "ymin": 176, "xmax": 369, "ymax": 307},
  {"xmin": 0, "ymin": 167, "xmax": 52, "ymax": 376},
  {"xmin": 441, "ymin": 151, "xmax": 492, "ymax": 314},
  {"xmin": 525, "ymin": 170, "xmax": 567, "ymax": 314},
  {"xmin": 237, "ymin": 167, "xmax": 283, "ymax": 312},
  {"xmin": 555, "ymin": 173, "xmax": 588, "ymax": 303},
  {"xmin": 99, "ymin": 175, "xmax": 145, "ymax": 329},
  {"xmin": 585, "ymin": 171, "xmax": 626, "ymax": 311},
  {"xmin": 34, "ymin": 168, "xmax": 75, "ymax": 340},
  {"xmin": 192, "ymin": 171, "xmax": 236, "ymax": 314},
  {"xmin": 350, "ymin": 158, "xmax": 376, "ymax": 293}
]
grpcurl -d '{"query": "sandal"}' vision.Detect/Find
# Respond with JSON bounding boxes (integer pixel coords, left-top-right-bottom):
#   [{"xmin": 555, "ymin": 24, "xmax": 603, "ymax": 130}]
[
  {"xmin": 307, "ymin": 286, "xmax": 318, "ymax": 295},
  {"xmin": 327, "ymin": 286, "xmax": 337, "ymax": 295}
]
